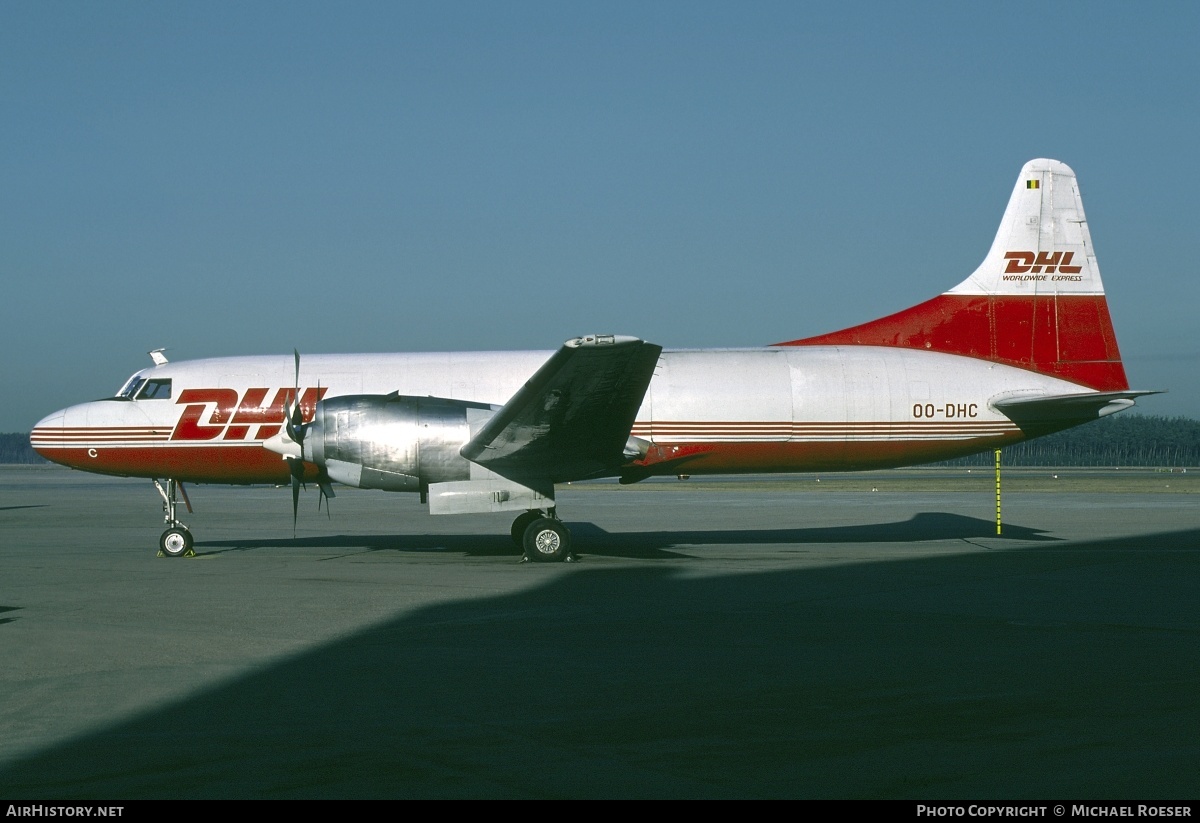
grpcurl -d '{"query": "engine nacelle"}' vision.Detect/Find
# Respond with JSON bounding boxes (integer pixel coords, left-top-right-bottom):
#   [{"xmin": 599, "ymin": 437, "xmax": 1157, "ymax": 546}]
[{"xmin": 303, "ymin": 394, "xmax": 494, "ymax": 492}]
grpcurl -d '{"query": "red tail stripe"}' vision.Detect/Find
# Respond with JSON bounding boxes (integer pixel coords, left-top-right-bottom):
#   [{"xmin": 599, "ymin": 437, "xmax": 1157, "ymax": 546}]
[{"xmin": 775, "ymin": 293, "xmax": 1128, "ymax": 392}]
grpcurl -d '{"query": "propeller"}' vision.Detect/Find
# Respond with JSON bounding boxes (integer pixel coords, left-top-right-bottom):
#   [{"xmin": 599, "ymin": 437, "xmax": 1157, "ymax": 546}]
[
  {"xmin": 262, "ymin": 349, "xmax": 334, "ymax": 535},
  {"xmin": 285, "ymin": 350, "xmax": 306, "ymax": 533}
]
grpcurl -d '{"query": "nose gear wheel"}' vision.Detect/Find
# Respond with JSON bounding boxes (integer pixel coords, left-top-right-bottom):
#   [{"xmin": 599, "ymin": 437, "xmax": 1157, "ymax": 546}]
[{"xmin": 154, "ymin": 478, "xmax": 196, "ymax": 558}]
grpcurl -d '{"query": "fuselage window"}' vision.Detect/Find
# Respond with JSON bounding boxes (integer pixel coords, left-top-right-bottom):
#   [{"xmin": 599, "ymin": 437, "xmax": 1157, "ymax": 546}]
[{"xmin": 137, "ymin": 379, "xmax": 173, "ymax": 400}]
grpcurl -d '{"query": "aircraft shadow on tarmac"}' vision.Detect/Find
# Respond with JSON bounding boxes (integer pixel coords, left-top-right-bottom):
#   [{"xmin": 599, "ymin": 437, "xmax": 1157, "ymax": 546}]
[
  {"xmin": 1, "ymin": 525, "xmax": 1197, "ymax": 799},
  {"xmin": 197, "ymin": 511, "xmax": 1057, "ymax": 559}
]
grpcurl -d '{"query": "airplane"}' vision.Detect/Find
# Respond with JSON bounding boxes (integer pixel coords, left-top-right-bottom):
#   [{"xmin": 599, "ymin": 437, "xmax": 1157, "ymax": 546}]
[{"xmin": 30, "ymin": 159, "xmax": 1155, "ymax": 562}]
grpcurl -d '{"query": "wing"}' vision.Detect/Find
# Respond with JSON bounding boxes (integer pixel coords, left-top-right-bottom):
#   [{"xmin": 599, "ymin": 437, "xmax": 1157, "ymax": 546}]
[{"xmin": 460, "ymin": 334, "xmax": 662, "ymax": 486}]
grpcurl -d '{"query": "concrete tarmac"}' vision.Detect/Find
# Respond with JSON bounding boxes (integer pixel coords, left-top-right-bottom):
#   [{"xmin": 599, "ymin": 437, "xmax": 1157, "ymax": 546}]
[{"xmin": 1, "ymin": 465, "xmax": 1197, "ymax": 799}]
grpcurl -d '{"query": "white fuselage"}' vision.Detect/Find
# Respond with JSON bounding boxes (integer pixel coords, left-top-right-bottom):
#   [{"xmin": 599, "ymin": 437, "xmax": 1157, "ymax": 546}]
[{"xmin": 32, "ymin": 346, "xmax": 1081, "ymax": 484}]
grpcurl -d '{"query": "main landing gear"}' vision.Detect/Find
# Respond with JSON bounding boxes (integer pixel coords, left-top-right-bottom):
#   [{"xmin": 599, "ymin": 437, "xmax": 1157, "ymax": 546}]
[
  {"xmin": 154, "ymin": 478, "xmax": 195, "ymax": 558},
  {"xmin": 511, "ymin": 508, "xmax": 574, "ymax": 563}
]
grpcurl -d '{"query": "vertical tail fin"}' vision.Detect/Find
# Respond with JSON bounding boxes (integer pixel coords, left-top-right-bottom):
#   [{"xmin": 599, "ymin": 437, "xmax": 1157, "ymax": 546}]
[{"xmin": 777, "ymin": 159, "xmax": 1129, "ymax": 392}]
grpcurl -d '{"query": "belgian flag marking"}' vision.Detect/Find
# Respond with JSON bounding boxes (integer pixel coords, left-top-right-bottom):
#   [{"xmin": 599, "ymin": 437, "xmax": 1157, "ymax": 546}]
[{"xmin": 1026, "ymin": 179, "xmax": 1040, "ymax": 189}]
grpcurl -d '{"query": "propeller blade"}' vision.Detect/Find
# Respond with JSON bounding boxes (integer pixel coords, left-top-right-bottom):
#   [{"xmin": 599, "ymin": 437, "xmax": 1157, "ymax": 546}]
[
  {"xmin": 318, "ymin": 482, "xmax": 333, "ymax": 519},
  {"xmin": 290, "ymin": 464, "xmax": 300, "ymax": 536},
  {"xmin": 285, "ymin": 349, "xmax": 304, "ymax": 444},
  {"xmin": 286, "ymin": 454, "xmax": 308, "ymax": 533}
]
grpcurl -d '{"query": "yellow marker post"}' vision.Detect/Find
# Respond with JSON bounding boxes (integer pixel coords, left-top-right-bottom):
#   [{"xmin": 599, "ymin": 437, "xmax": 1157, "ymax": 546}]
[{"xmin": 995, "ymin": 448, "xmax": 1002, "ymax": 535}]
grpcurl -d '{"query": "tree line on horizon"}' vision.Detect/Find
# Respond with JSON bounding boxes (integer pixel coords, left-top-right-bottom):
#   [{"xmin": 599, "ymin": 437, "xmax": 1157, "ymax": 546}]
[
  {"xmin": 6, "ymin": 414, "xmax": 1200, "ymax": 468},
  {"xmin": 935, "ymin": 414, "xmax": 1200, "ymax": 468}
]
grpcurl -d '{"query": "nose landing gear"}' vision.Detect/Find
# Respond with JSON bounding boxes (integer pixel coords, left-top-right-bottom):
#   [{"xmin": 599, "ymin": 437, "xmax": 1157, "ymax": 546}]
[{"xmin": 154, "ymin": 478, "xmax": 195, "ymax": 558}]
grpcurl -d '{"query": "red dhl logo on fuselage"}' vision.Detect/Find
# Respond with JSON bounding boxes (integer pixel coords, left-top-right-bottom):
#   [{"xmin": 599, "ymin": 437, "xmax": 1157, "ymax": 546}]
[
  {"xmin": 170, "ymin": 387, "xmax": 329, "ymax": 441},
  {"xmin": 1003, "ymin": 251, "xmax": 1083, "ymax": 274}
]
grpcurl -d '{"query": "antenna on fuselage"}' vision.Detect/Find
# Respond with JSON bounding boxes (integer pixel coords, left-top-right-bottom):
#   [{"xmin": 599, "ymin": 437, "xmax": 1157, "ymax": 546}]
[{"xmin": 149, "ymin": 348, "xmax": 169, "ymax": 366}]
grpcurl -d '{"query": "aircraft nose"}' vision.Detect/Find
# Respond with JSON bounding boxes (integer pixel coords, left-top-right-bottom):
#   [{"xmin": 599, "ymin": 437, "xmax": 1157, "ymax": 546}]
[{"xmin": 30, "ymin": 409, "xmax": 66, "ymax": 462}]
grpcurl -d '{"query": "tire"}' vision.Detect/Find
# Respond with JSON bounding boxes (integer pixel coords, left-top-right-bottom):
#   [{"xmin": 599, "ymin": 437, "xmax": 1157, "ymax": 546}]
[
  {"xmin": 510, "ymin": 510, "xmax": 543, "ymax": 548},
  {"xmin": 523, "ymin": 518, "xmax": 571, "ymax": 562},
  {"xmin": 159, "ymin": 527, "xmax": 193, "ymax": 558}
]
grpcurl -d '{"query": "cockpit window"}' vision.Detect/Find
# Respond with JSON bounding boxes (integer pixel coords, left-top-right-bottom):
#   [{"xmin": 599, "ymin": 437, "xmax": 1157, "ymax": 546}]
[
  {"xmin": 137, "ymin": 378, "xmax": 172, "ymax": 400},
  {"xmin": 117, "ymin": 375, "xmax": 146, "ymax": 399}
]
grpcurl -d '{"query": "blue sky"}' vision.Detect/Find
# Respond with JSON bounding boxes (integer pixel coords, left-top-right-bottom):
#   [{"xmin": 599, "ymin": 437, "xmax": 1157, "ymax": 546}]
[{"xmin": 2, "ymin": 1, "xmax": 1197, "ymax": 430}]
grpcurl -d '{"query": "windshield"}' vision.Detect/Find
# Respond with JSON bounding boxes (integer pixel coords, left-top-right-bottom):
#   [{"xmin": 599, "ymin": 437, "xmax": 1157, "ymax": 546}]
[
  {"xmin": 137, "ymin": 378, "xmax": 172, "ymax": 399},
  {"xmin": 116, "ymin": 375, "xmax": 146, "ymax": 399}
]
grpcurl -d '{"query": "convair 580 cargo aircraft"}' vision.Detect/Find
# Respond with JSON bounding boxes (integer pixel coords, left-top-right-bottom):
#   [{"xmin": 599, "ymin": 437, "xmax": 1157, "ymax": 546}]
[{"xmin": 32, "ymin": 159, "xmax": 1154, "ymax": 561}]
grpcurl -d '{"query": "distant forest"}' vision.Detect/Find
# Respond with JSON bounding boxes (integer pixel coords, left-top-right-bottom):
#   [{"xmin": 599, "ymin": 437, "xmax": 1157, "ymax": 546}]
[
  {"xmin": 5, "ymin": 415, "xmax": 1200, "ymax": 468},
  {"xmin": 936, "ymin": 414, "xmax": 1200, "ymax": 467},
  {"xmin": 1, "ymin": 433, "xmax": 50, "ymax": 464}
]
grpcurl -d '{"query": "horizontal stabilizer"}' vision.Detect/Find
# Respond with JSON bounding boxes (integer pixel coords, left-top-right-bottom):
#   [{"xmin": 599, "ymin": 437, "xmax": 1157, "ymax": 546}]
[
  {"xmin": 992, "ymin": 390, "xmax": 1160, "ymax": 436},
  {"xmin": 461, "ymin": 335, "xmax": 663, "ymax": 484}
]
